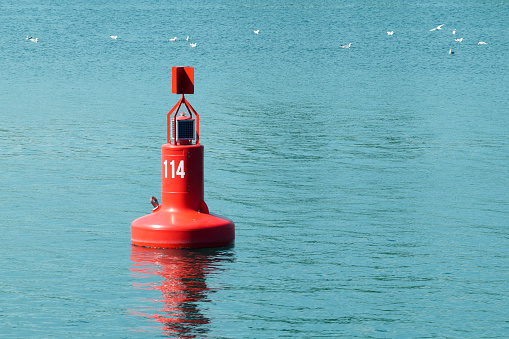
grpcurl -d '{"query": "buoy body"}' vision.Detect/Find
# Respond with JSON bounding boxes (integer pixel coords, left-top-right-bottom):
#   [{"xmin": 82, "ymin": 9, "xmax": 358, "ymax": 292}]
[
  {"xmin": 131, "ymin": 144, "xmax": 234, "ymax": 248},
  {"xmin": 131, "ymin": 66, "xmax": 234, "ymax": 249}
]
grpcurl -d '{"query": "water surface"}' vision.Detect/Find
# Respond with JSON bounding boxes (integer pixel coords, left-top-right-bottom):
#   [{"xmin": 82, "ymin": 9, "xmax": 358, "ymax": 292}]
[{"xmin": 1, "ymin": 1, "xmax": 508, "ymax": 337}]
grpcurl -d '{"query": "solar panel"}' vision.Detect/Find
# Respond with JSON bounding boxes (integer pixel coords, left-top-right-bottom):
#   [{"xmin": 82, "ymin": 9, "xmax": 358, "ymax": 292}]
[{"xmin": 176, "ymin": 119, "xmax": 195, "ymax": 140}]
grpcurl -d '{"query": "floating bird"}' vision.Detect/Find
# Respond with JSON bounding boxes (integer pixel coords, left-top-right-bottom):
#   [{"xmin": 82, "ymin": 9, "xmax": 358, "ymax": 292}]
[
  {"xmin": 169, "ymin": 37, "xmax": 177, "ymax": 41},
  {"xmin": 27, "ymin": 37, "xmax": 38, "ymax": 43},
  {"xmin": 455, "ymin": 38, "xmax": 463, "ymax": 42},
  {"xmin": 190, "ymin": 42, "xmax": 197, "ymax": 47},
  {"xmin": 478, "ymin": 41, "xmax": 487, "ymax": 45},
  {"xmin": 254, "ymin": 30, "xmax": 260, "ymax": 34},
  {"xmin": 110, "ymin": 35, "xmax": 118, "ymax": 39},
  {"xmin": 452, "ymin": 29, "xmax": 456, "ymax": 34},
  {"xmin": 186, "ymin": 36, "xmax": 189, "ymax": 41},
  {"xmin": 429, "ymin": 24, "xmax": 444, "ymax": 31},
  {"xmin": 340, "ymin": 43, "xmax": 352, "ymax": 48},
  {"xmin": 449, "ymin": 49, "xmax": 454, "ymax": 54},
  {"xmin": 387, "ymin": 31, "xmax": 394, "ymax": 35}
]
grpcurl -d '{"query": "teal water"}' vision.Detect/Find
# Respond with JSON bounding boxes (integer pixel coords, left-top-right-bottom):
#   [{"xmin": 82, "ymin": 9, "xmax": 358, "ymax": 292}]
[{"xmin": 1, "ymin": 1, "xmax": 508, "ymax": 337}]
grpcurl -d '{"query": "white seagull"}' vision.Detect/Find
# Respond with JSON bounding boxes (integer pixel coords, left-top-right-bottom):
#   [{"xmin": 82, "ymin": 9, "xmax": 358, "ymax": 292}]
[
  {"xmin": 455, "ymin": 38, "xmax": 463, "ymax": 42},
  {"xmin": 169, "ymin": 37, "xmax": 177, "ymax": 41},
  {"xmin": 452, "ymin": 29, "xmax": 456, "ymax": 34},
  {"xmin": 190, "ymin": 42, "xmax": 197, "ymax": 47},
  {"xmin": 449, "ymin": 49, "xmax": 454, "ymax": 54},
  {"xmin": 27, "ymin": 36, "xmax": 38, "ymax": 43},
  {"xmin": 254, "ymin": 30, "xmax": 260, "ymax": 34},
  {"xmin": 340, "ymin": 43, "xmax": 352, "ymax": 48},
  {"xmin": 110, "ymin": 35, "xmax": 118, "ymax": 39},
  {"xmin": 387, "ymin": 31, "xmax": 394, "ymax": 35},
  {"xmin": 186, "ymin": 36, "xmax": 189, "ymax": 41},
  {"xmin": 478, "ymin": 41, "xmax": 487, "ymax": 45},
  {"xmin": 429, "ymin": 24, "xmax": 444, "ymax": 31}
]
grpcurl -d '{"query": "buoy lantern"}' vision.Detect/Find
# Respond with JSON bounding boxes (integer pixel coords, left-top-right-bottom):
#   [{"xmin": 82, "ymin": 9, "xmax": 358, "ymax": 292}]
[{"xmin": 131, "ymin": 67, "xmax": 235, "ymax": 248}]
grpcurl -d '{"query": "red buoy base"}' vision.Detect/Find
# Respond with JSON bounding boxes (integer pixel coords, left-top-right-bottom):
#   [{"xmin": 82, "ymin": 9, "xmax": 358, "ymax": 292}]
[{"xmin": 131, "ymin": 209, "xmax": 235, "ymax": 249}]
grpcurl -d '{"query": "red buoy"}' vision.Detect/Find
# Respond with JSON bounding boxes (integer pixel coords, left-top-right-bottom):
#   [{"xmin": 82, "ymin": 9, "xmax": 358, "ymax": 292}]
[{"xmin": 131, "ymin": 67, "xmax": 235, "ymax": 248}]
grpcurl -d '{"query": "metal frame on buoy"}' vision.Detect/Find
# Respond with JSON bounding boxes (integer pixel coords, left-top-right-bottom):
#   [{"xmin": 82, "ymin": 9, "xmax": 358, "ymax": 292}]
[{"xmin": 167, "ymin": 94, "xmax": 199, "ymax": 145}]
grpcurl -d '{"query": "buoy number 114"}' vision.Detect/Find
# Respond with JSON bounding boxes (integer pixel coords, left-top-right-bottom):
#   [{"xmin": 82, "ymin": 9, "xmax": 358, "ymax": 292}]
[{"xmin": 164, "ymin": 160, "xmax": 185, "ymax": 179}]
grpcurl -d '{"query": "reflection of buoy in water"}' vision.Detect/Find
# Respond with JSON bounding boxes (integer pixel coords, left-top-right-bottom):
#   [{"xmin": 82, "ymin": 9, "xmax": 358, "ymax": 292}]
[
  {"xmin": 131, "ymin": 67, "xmax": 235, "ymax": 249},
  {"xmin": 129, "ymin": 246, "xmax": 233, "ymax": 336}
]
